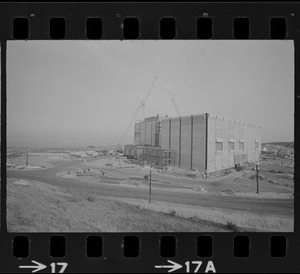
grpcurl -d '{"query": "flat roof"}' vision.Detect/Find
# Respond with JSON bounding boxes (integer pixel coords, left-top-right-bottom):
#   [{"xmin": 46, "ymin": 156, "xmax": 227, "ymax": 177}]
[{"xmin": 159, "ymin": 113, "xmax": 261, "ymax": 128}]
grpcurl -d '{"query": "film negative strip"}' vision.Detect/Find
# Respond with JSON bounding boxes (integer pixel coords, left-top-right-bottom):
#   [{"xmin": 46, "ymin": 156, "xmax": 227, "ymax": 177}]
[{"xmin": 0, "ymin": 2, "xmax": 299, "ymax": 273}]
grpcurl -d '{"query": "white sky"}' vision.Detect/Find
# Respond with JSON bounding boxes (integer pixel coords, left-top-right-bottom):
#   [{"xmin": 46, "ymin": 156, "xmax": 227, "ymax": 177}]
[{"xmin": 7, "ymin": 40, "xmax": 294, "ymax": 147}]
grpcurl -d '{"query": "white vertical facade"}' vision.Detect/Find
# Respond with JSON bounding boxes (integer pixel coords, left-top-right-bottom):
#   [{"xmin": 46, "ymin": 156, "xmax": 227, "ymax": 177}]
[
  {"xmin": 134, "ymin": 113, "xmax": 262, "ymax": 173},
  {"xmin": 207, "ymin": 114, "xmax": 261, "ymax": 172}
]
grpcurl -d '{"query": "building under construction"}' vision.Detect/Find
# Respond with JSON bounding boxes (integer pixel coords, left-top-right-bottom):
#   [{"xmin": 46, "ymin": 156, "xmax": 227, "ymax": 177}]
[{"xmin": 124, "ymin": 113, "xmax": 262, "ymax": 174}]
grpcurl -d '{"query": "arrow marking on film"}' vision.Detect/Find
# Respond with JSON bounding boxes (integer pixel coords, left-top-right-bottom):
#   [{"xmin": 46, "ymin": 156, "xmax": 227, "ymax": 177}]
[
  {"xmin": 155, "ymin": 260, "xmax": 183, "ymax": 273},
  {"xmin": 19, "ymin": 260, "xmax": 47, "ymax": 273}
]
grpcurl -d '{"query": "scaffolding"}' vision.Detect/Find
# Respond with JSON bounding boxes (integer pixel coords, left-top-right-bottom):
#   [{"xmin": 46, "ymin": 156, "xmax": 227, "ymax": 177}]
[{"xmin": 124, "ymin": 145, "xmax": 176, "ymax": 167}]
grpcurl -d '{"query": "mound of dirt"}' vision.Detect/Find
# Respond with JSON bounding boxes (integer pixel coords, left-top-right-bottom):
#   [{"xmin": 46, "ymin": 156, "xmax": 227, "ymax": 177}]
[
  {"xmin": 221, "ymin": 189, "xmax": 236, "ymax": 196},
  {"xmin": 13, "ymin": 180, "xmax": 31, "ymax": 186}
]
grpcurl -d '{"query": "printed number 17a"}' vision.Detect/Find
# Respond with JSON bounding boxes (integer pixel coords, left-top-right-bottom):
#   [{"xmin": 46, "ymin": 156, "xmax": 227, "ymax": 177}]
[{"xmin": 185, "ymin": 261, "xmax": 216, "ymax": 273}]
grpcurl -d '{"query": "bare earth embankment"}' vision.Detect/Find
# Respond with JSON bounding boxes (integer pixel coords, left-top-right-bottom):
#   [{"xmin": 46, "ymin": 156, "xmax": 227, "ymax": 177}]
[
  {"xmin": 7, "ymin": 178, "xmax": 234, "ymax": 232},
  {"xmin": 6, "ymin": 147, "xmax": 294, "ymax": 232}
]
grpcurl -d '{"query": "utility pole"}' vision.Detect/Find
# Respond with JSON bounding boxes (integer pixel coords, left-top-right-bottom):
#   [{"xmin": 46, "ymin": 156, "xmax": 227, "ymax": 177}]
[
  {"xmin": 149, "ymin": 170, "xmax": 152, "ymax": 203},
  {"xmin": 26, "ymin": 150, "xmax": 28, "ymax": 167},
  {"xmin": 256, "ymin": 163, "xmax": 259, "ymax": 194}
]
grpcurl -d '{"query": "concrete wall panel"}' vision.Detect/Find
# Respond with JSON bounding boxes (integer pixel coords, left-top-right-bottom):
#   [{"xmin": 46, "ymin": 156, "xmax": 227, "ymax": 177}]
[
  {"xmin": 207, "ymin": 115, "xmax": 216, "ymax": 172},
  {"xmin": 134, "ymin": 122, "xmax": 141, "ymax": 145},
  {"xmin": 247, "ymin": 126, "xmax": 251, "ymax": 161},
  {"xmin": 239, "ymin": 122, "xmax": 245, "ymax": 154},
  {"xmin": 134, "ymin": 133, "xmax": 140, "ymax": 145},
  {"xmin": 229, "ymin": 151, "xmax": 235, "ymax": 166},
  {"xmin": 253, "ymin": 126, "xmax": 257, "ymax": 162},
  {"xmin": 215, "ymin": 117, "xmax": 223, "ymax": 139},
  {"xmin": 244, "ymin": 124, "xmax": 248, "ymax": 153},
  {"xmin": 222, "ymin": 118, "xmax": 229, "ymax": 168},
  {"xmin": 258, "ymin": 127, "xmax": 262, "ymax": 160},
  {"xmin": 170, "ymin": 117, "xmax": 181, "ymax": 166},
  {"xmin": 140, "ymin": 122, "xmax": 146, "ymax": 146},
  {"xmin": 228, "ymin": 120, "xmax": 235, "ymax": 139},
  {"xmin": 254, "ymin": 126, "xmax": 261, "ymax": 161},
  {"xmin": 134, "ymin": 122, "xmax": 140, "ymax": 133},
  {"xmin": 145, "ymin": 121, "xmax": 152, "ymax": 146},
  {"xmin": 160, "ymin": 119, "xmax": 170, "ymax": 150},
  {"xmin": 136, "ymin": 113, "xmax": 262, "ymax": 173},
  {"xmin": 239, "ymin": 122, "xmax": 245, "ymax": 141},
  {"xmin": 180, "ymin": 116, "xmax": 192, "ymax": 169},
  {"xmin": 151, "ymin": 122, "xmax": 156, "ymax": 146},
  {"xmin": 253, "ymin": 126, "xmax": 258, "ymax": 161},
  {"xmin": 158, "ymin": 126, "xmax": 161, "ymax": 147},
  {"xmin": 150, "ymin": 122, "xmax": 154, "ymax": 146},
  {"xmin": 192, "ymin": 114, "xmax": 206, "ymax": 171},
  {"xmin": 247, "ymin": 126, "xmax": 253, "ymax": 161},
  {"xmin": 215, "ymin": 154, "xmax": 222, "ymax": 170},
  {"xmin": 258, "ymin": 127, "xmax": 262, "ymax": 151},
  {"xmin": 155, "ymin": 121, "xmax": 161, "ymax": 147},
  {"xmin": 234, "ymin": 121, "xmax": 240, "ymax": 156},
  {"xmin": 207, "ymin": 117, "xmax": 262, "ymax": 172},
  {"xmin": 228, "ymin": 119, "xmax": 235, "ymax": 167}
]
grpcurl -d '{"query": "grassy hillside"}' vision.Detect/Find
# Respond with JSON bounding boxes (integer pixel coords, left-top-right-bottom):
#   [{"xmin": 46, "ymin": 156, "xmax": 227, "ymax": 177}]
[{"xmin": 262, "ymin": 142, "xmax": 294, "ymax": 148}]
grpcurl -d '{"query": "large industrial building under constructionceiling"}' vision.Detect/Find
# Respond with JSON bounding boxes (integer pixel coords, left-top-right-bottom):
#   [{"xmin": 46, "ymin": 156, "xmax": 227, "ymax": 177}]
[{"xmin": 124, "ymin": 113, "xmax": 262, "ymax": 174}]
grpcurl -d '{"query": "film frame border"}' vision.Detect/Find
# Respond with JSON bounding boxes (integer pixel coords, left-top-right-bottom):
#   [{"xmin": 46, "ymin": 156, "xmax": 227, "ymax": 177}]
[{"xmin": 0, "ymin": 2, "xmax": 299, "ymax": 273}]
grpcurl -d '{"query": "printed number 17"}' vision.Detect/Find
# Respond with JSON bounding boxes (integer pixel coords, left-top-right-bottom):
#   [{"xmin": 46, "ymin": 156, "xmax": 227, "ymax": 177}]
[
  {"xmin": 50, "ymin": 263, "xmax": 68, "ymax": 273},
  {"xmin": 185, "ymin": 261, "xmax": 202, "ymax": 273}
]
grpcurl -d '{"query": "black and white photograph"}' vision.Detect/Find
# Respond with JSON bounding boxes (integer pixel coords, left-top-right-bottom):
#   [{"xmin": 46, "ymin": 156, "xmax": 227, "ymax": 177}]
[
  {"xmin": 6, "ymin": 40, "xmax": 294, "ymax": 232},
  {"xmin": 0, "ymin": 45, "xmax": 1, "ymax": 225}
]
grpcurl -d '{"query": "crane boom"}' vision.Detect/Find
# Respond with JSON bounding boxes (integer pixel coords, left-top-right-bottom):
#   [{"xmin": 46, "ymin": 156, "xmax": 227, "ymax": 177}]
[
  {"xmin": 112, "ymin": 76, "xmax": 157, "ymax": 146},
  {"xmin": 142, "ymin": 75, "xmax": 157, "ymax": 106},
  {"xmin": 166, "ymin": 87, "xmax": 181, "ymax": 117}
]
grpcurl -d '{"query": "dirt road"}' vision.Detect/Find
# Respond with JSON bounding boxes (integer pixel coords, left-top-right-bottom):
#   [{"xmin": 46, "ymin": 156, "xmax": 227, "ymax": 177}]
[{"xmin": 7, "ymin": 159, "xmax": 293, "ymax": 218}]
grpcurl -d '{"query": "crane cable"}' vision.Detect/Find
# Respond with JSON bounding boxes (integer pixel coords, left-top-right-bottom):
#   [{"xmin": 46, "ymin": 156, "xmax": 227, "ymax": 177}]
[
  {"xmin": 166, "ymin": 86, "xmax": 181, "ymax": 117},
  {"xmin": 112, "ymin": 76, "xmax": 157, "ymax": 146}
]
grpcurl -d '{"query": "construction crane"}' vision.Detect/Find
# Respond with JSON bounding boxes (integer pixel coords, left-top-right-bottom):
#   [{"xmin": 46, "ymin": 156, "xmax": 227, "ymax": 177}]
[
  {"xmin": 112, "ymin": 76, "xmax": 157, "ymax": 146},
  {"xmin": 166, "ymin": 86, "xmax": 181, "ymax": 117}
]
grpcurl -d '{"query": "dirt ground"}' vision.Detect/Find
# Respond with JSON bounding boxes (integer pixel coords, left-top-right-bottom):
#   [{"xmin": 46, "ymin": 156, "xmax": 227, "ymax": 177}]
[
  {"xmin": 7, "ymin": 178, "xmax": 234, "ymax": 232},
  {"xmin": 57, "ymin": 156, "xmax": 293, "ymax": 200},
  {"xmin": 7, "ymin": 150, "xmax": 72, "ymax": 169},
  {"xmin": 6, "ymin": 148, "xmax": 294, "ymax": 232}
]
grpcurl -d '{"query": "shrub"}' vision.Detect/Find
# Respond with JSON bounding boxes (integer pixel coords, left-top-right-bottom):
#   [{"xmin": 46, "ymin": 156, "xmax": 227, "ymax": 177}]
[
  {"xmin": 169, "ymin": 210, "xmax": 176, "ymax": 217},
  {"xmin": 226, "ymin": 221, "xmax": 239, "ymax": 231},
  {"xmin": 87, "ymin": 195, "xmax": 95, "ymax": 202}
]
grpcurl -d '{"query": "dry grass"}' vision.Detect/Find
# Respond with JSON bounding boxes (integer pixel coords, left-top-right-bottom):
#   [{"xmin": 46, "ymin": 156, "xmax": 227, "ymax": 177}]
[
  {"xmin": 6, "ymin": 152, "xmax": 294, "ymax": 232},
  {"xmin": 7, "ymin": 151, "xmax": 71, "ymax": 169},
  {"xmin": 226, "ymin": 221, "xmax": 239, "ymax": 232},
  {"xmin": 7, "ymin": 178, "xmax": 233, "ymax": 232},
  {"xmin": 108, "ymin": 197, "xmax": 293, "ymax": 232}
]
